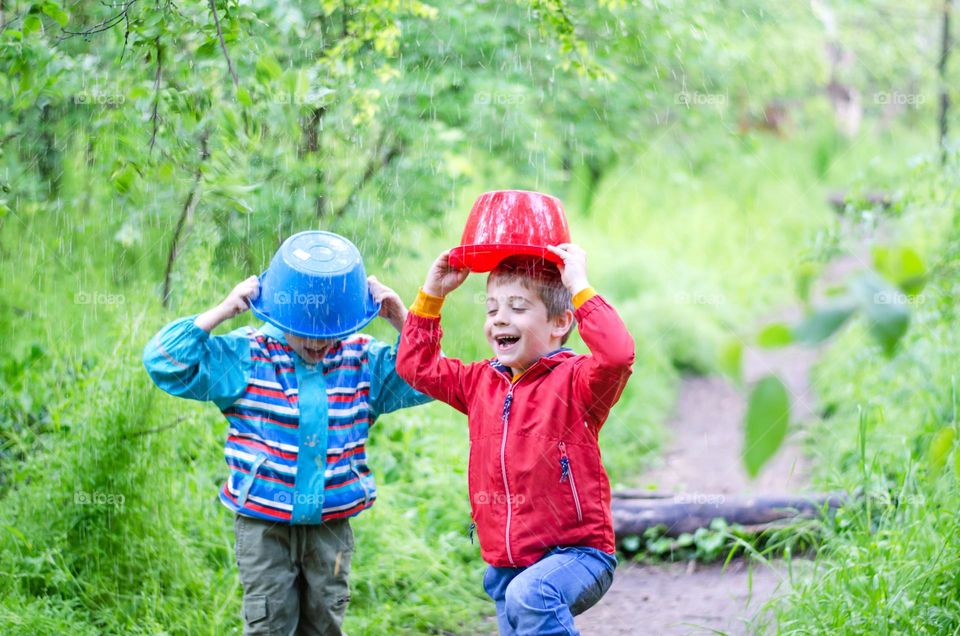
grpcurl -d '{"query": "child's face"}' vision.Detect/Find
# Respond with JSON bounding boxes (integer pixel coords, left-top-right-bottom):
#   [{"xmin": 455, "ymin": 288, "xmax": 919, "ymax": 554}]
[
  {"xmin": 285, "ymin": 333, "xmax": 337, "ymax": 364},
  {"xmin": 484, "ymin": 279, "xmax": 570, "ymax": 373}
]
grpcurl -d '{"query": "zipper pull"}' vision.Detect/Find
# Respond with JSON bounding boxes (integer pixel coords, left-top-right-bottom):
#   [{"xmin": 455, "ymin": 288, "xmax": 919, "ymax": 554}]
[
  {"xmin": 558, "ymin": 441, "xmax": 569, "ymax": 483},
  {"xmin": 501, "ymin": 392, "xmax": 514, "ymax": 422},
  {"xmin": 468, "ymin": 522, "xmax": 476, "ymax": 544}
]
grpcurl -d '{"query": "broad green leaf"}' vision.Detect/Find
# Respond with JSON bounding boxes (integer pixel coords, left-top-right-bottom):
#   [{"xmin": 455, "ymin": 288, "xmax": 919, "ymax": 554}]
[
  {"xmin": 718, "ymin": 338, "xmax": 743, "ymax": 383},
  {"xmin": 795, "ymin": 261, "xmax": 819, "ymax": 305},
  {"xmin": 620, "ymin": 535, "xmax": 640, "ymax": 551},
  {"xmin": 236, "ymin": 86, "xmax": 253, "ymax": 107},
  {"xmin": 23, "ymin": 14, "xmax": 42, "ymax": 37},
  {"xmin": 41, "ymin": 2, "xmax": 69, "ymax": 28},
  {"xmin": 929, "ymin": 427, "xmax": 955, "ymax": 475},
  {"xmin": 872, "ymin": 245, "xmax": 926, "ymax": 295},
  {"xmin": 955, "ymin": 433, "xmax": 960, "ymax": 479},
  {"xmin": 110, "ymin": 164, "xmax": 138, "ymax": 194},
  {"xmin": 791, "ymin": 299, "xmax": 857, "ymax": 345},
  {"xmin": 851, "ymin": 273, "xmax": 910, "ymax": 356},
  {"xmin": 757, "ymin": 323, "xmax": 793, "ymax": 348},
  {"xmin": 743, "ymin": 375, "xmax": 790, "ymax": 478},
  {"xmin": 255, "ymin": 56, "xmax": 283, "ymax": 84}
]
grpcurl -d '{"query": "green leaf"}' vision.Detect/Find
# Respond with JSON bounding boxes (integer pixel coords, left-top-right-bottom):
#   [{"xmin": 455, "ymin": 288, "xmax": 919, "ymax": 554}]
[
  {"xmin": 791, "ymin": 299, "xmax": 857, "ymax": 345},
  {"xmin": 743, "ymin": 375, "xmax": 790, "ymax": 478},
  {"xmin": 795, "ymin": 262, "xmax": 819, "ymax": 306},
  {"xmin": 929, "ymin": 426, "xmax": 955, "ymax": 475},
  {"xmin": 718, "ymin": 338, "xmax": 743, "ymax": 383},
  {"xmin": 236, "ymin": 86, "xmax": 253, "ymax": 107},
  {"xmin": 620, "ymin": 535, "xmax": 640, "ymax": 552},
  {"xmin": 22, "ymin": 14, "xmax": 42, "ymax": 37},
  {"xmin": 851, "ymin": 273, "xmax": 911, "ymax": 357},
  {"xmin": 255, "ymin": 56, "xmax": 283, "ymax": 84},
  {"xmin": 757, "ymin": 323, "xmax": 793, "ymax": 348},
  {"xmin": 872, "ymin": 245, "xmax": 926, "ymax": 295},
  {"xmin": 110, "ymin": 164, "xmax": 138, "ymax": 194},
  {"xmin": 41, "ymin": 2, "xmax": 69, "ymax": 28},
  {"xmin": 954, "ymin": 432, "xmax": 960, "ymax": 479}
]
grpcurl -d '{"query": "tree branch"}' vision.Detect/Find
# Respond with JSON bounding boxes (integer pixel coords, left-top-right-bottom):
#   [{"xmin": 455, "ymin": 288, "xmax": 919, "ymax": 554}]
[
  {"xmin": 300, "ymin": 106, "xmax": 328, "ymax": 218},
  {"xmin": 161, "ymin": 131, "xmax": 210, "ymax": 307},
  {"xmin": 58, "ymin": 0, "xmax": 139, "ymax": 42},
  {"xmin": 938, "ymin": 0, "xmax": 954, "ymax": 165},
  {"xmin": 209, "ymin": 0, "xmax": 239, "ymax": 91},
  {"xmin": 149, "ymin": 39, "xmax": 162, "ymax": 153},
  {"xmin": 333, "ymin": 133, "xmax": 402, "ymax": 218}
]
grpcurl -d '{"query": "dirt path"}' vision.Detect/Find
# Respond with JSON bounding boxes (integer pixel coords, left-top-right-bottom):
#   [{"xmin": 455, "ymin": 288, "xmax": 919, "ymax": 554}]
[{"xmin": 574, "ymin": 251, "xmax": 865, "ymax": 636}]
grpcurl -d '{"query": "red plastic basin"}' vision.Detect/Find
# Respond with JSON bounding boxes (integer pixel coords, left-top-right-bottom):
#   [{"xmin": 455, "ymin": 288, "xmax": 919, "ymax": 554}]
[{"xmin": 448, "ymin": 190, "xmax": 571, "ymax": 272}]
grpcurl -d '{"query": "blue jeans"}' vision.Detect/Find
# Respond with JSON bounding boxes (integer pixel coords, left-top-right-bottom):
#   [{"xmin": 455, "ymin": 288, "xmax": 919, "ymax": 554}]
[{"xmin": 482, "ymin": 546, "xmax": 617, "ymax": 636}]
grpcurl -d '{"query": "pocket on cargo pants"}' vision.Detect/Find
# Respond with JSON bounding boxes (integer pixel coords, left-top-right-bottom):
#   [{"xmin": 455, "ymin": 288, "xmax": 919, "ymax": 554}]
[
  {"xmin": 297, "ymin": 519, "xmax": 355, "ymax": 636},
  {"xmin": 234, "ymin": 514, "xmax": 300, "ymax": 636}
]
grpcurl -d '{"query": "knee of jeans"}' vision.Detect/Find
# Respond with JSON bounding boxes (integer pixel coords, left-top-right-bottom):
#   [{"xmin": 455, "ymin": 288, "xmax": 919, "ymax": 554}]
[{"xmin": 504, "ymin": 575, "xmax": 561, "ymax": 620}]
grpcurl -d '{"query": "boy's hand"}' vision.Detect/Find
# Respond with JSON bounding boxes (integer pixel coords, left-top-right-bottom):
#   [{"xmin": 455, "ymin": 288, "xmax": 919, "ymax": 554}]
[
  {"xmin": 423, "ymin": 250, "xmax": 469, "ymax": 298},
  {"xmin": 194, "ymin": 275, "xmax": 259, "ymax": 333},
  {"xmin": 546, "ymin": 243, "xmax": 590, "ymax": 294},
  {"xmin": 368, "ymin": 275, "xmax": 407, "ymax": 333}
]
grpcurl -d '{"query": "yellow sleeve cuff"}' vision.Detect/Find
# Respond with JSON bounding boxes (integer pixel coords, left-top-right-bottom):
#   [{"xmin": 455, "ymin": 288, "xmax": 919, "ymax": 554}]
[
  {"xmin": 410, "ymin": 288, "xmax": 445, "ymax": 318},
  {"xmin": 572, "ymin": 287, "xmax": 597, "ymax": 310}
]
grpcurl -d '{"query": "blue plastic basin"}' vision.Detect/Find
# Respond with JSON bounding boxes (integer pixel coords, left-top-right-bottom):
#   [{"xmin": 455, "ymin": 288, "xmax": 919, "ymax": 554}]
[{"xmin": 250, "ymin": 231, "xmax": 381, "ymax": 339}]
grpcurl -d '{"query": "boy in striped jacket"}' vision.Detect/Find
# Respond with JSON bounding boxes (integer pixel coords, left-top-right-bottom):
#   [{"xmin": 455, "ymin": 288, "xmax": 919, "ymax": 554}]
[{"xmin": 143, "ymin": 236, "xmax": 430, "ymax": 635}]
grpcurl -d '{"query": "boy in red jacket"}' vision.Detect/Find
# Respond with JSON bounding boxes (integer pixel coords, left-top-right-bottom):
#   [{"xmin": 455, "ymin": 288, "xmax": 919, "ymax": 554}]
[{"xmin": 396, "ymin": 243, "xmax": 635, "ymax": 635}]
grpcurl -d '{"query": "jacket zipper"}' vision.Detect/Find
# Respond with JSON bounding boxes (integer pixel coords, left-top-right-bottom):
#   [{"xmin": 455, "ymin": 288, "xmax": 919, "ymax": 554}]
[
  {"xmin": 558, "ymin": 441, "xmax": 583, "ymax": 523},
  {"xmin": 500, "ymin": 384, "xmax": 517, "ymax": 565},
  {"xmin": 495, "ymin": 357, "xmax": 552, "ymax": 566}
]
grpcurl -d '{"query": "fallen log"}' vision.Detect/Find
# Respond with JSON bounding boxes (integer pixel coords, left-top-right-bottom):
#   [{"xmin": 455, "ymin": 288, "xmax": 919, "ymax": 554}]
[{"xmin": 612, "ymin": 492, "xmax": 846, "ymax": 538}]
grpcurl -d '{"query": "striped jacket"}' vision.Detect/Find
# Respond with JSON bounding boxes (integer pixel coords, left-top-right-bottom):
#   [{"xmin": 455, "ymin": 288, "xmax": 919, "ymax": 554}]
[{"xmin": 143, "ymin": 316, "xmax": 431, "ymax": 524}]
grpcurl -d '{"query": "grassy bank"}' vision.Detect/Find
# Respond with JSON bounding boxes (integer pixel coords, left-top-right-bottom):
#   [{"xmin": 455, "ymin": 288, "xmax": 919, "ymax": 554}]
[{"xmin": 759, "ymin": 152, "xmax": 960, "ymax": 634}]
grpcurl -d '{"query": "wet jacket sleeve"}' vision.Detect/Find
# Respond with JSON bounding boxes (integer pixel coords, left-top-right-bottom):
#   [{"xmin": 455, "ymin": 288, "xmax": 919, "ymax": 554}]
[
  {"xmin": 142, "ymin": 315, "xmax": 252, "ymax": 410},
  {"xmin": 572, "ymin": 294, "xmax": 636, "ymax": 428},
  {"xmin": 396, "ymin": 307, "xmax": 477, "ymax": 415},
  {"xmin": 367, "ymin": 336, "xmax": 434, "ymax": 417}
]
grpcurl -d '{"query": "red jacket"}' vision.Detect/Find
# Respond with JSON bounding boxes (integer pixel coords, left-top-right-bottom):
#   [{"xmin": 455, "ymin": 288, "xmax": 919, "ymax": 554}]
[{"xmin": 396, "ymin": 294, "xmax": 635, "ymax": 567}]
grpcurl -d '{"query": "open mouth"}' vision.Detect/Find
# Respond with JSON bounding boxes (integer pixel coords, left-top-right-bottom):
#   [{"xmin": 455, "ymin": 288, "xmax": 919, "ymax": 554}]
[
  {"xmin": 304, "ymin": 346, "xmax": 328, "ymax": 359},
  {"xmin": 494, "ymin": 335, "xmax": 520, "ymax": 353}
]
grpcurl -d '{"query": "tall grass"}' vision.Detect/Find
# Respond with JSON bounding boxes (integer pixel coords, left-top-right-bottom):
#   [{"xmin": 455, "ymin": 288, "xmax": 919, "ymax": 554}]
[{"xmin": 760, "ymin": 153, "xmax": 960, "ymax": 634}]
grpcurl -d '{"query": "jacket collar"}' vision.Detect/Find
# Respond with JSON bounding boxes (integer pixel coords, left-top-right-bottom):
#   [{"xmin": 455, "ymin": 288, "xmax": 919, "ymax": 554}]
[{"xmin": 488, "ymin": 347, "xmax": 574, "ymax": 379}]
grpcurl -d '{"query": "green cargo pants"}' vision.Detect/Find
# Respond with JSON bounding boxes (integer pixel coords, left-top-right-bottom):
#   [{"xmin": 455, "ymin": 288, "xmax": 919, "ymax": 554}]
[{"xmin": 234, "ymin": 514, "xmax": 355, "ymax": 636}]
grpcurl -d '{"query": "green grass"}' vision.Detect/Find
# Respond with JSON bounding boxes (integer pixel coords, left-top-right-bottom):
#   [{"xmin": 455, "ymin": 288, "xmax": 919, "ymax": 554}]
[{"xmin": 0, "ymin": 123, "xmax": 889, "ymax": 634}]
